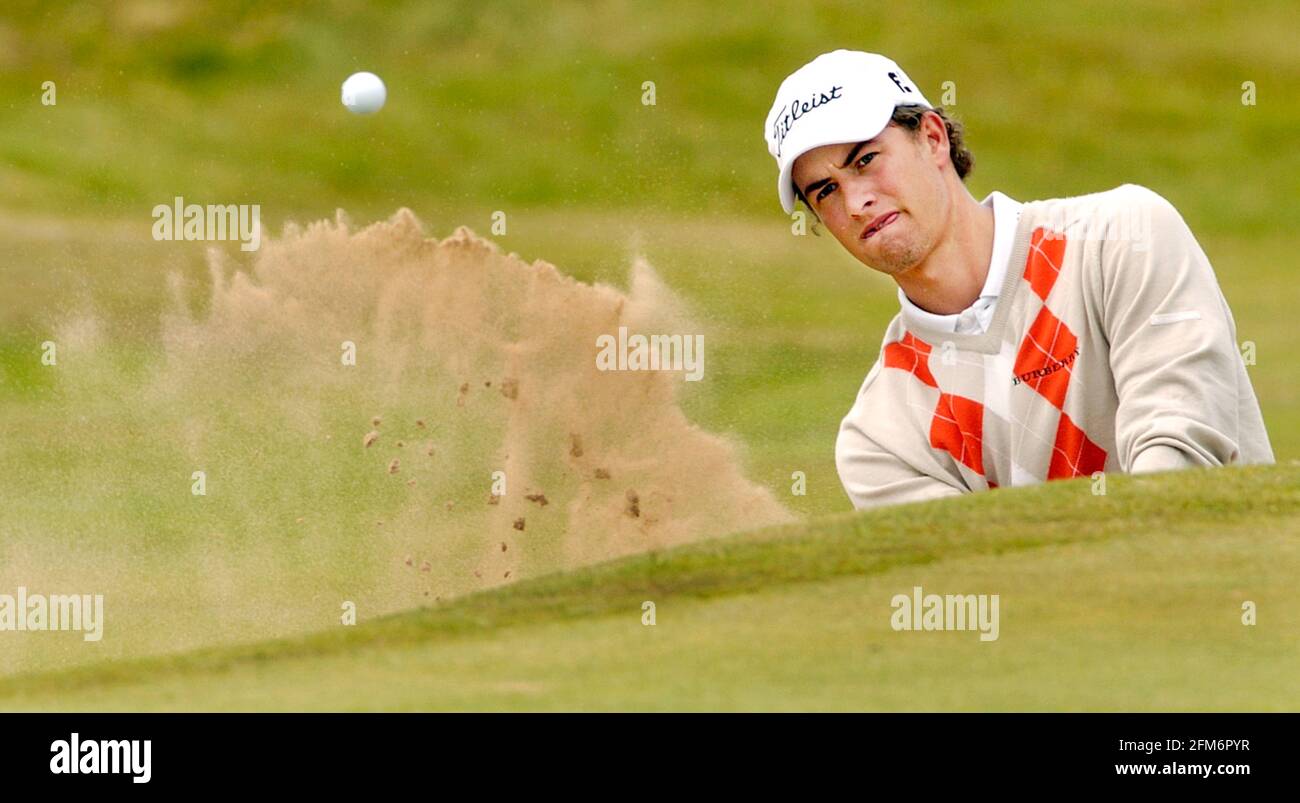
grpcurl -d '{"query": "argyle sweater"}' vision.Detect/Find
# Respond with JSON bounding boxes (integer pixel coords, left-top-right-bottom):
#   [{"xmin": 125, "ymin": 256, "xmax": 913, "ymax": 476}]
[{"xmin": 836, "ymin": 184, "xmax": 1274, "ymax": 510}]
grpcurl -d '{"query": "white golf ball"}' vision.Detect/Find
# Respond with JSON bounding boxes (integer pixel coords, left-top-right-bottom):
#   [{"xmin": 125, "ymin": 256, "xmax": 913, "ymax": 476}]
[{"xmin": 341, "ymin": 71, "xmax": 386, "ymax": 115}]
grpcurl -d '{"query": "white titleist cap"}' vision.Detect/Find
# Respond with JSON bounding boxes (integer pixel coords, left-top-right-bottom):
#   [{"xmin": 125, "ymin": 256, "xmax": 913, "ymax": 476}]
[{"xmin": 765, "ymin": 50, "xmax": 931, "ymax": 214}]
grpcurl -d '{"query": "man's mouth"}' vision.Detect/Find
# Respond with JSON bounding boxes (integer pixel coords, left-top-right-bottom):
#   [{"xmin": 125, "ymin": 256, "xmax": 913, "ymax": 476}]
[{"xmin": 861, "ymin": 211, "xmax": 899, "ymax": 240}]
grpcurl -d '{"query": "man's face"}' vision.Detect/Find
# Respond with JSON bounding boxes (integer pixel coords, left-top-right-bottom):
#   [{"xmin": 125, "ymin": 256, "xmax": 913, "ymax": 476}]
[{"xmin": 790, "ymin": 116, "xmax": 950, "ymax": 276}]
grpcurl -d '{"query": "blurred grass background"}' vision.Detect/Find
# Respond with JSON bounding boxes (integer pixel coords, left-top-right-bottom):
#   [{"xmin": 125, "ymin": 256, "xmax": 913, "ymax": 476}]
[{"xmin": 1, "ymin": 0, "xmax": 1295, "ymax": 517}]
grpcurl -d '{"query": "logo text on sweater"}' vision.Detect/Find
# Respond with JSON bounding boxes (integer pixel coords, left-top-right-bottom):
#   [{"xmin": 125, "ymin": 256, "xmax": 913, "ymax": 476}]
[{"xmin": 1012, "ymin": 346, "xmax": 1079, "ymax": 385}]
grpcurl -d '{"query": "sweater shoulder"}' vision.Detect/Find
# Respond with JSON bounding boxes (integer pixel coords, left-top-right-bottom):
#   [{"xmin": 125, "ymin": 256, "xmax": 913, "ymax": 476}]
[
  {"xmin": 1031, "ymin": 182, "xmax": 1175, "ymax": 211},
  {"xmin": 1023, "ymin": 183, "xmax": 1186, "ymax": 233}
]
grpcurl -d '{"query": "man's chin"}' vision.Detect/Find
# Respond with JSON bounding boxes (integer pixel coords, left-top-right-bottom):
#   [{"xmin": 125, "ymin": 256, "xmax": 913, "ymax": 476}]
[{"xmin": 857, "ymin": 248, "xmax": 918, "ymax": 277}]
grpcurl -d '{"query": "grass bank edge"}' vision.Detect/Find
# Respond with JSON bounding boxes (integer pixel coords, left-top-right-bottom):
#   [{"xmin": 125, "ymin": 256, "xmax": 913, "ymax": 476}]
[{"xmin": 0, "ymin": 462, "xmax": 1293, "ymax": 699}]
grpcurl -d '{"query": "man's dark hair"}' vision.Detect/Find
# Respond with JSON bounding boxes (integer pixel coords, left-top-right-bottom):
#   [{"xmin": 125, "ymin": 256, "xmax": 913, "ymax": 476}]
[{"xmin": 792, "ymin": 105, "xmax": 974, "ymax": 223}]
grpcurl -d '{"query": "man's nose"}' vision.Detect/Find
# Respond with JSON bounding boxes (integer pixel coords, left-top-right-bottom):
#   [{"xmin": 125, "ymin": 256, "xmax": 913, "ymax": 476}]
[{"xmin": 844, "ymin": 180, "xmax": 876, "ymax": 219}]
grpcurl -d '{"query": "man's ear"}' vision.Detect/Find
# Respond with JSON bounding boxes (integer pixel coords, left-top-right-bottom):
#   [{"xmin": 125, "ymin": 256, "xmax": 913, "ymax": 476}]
[{"xmin": 921, "ymin": 111, "xmax": 950, "ymax": 166}]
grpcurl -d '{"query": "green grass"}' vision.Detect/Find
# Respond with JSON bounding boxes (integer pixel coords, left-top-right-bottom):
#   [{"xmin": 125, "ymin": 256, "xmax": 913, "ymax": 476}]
[
  {"xmin": 2, "ymin": 1, "xmax": 1297, "ymax": 230},
  {"xmin": 0, "ymin": 463, "xmax": 1295, "ymax": 711}
]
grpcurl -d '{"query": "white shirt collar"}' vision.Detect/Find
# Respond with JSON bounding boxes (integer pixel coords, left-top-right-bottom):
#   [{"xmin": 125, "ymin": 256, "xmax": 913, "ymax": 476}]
[{"xmin": 897, "ymin": 190, "xmax": 1024, "ymax": 334}]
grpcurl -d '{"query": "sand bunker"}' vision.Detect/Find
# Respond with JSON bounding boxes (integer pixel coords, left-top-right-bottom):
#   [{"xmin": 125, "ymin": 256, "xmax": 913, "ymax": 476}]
[
  {"xmin": 167, "ymin": 207, "xmax": 791, "ymax": 557},
  {"xmin": 0, "ymin": 209, "xmax": 797, "ymax": 675}
]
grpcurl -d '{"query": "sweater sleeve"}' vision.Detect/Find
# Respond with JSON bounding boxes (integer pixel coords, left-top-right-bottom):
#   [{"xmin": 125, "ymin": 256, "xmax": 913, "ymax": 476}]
[
  {"xmin": 1100, "ymin": 186, "xmax": 1248, "ymax": 473},
  {"xmin": 836, "ymin": 413, "xmax": 964, "ymax": 509}
]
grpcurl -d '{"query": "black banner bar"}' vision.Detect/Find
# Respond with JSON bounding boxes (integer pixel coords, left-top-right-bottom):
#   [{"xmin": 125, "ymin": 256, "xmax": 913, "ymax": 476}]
[{"xmin": 0, "ymin": 713, "xmax": 1286, "ymax": 790}]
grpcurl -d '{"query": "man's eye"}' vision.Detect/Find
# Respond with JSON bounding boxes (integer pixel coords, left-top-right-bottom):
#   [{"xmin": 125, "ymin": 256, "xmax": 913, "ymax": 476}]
[
  {"xmin": 816, "ymin": 183, "xmax": 836, "ymax": 202},
  {"xmin": 857, "ymin": 152, "xmax": 878, "ymax": 168}
]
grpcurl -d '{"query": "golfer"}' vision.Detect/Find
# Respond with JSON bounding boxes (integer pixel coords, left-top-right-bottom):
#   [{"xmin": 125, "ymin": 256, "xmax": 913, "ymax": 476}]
[{"xmin": 764, "ymin": 50, "xmax": 1273, "ymax": 509}]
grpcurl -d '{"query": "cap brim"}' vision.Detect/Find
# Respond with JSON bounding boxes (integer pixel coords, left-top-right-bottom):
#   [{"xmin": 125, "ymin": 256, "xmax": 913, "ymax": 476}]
[{"xmin": 776, "ymin": 103, "xmax": 897, "ymax": 215}]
